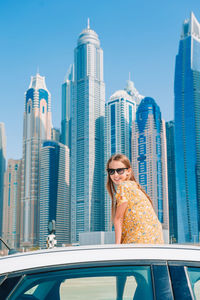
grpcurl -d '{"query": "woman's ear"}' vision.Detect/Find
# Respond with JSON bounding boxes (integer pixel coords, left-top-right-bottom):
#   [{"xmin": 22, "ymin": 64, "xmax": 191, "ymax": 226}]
[{"xmin": 127, "ymin": 168, "xmax": 131, "ymax": 178}]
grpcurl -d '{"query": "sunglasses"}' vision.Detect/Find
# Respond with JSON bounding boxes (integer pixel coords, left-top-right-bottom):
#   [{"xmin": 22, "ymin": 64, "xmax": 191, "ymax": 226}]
[{"xmin": 107, "ymin": 168, "xmax": 128, "ymax": 175}]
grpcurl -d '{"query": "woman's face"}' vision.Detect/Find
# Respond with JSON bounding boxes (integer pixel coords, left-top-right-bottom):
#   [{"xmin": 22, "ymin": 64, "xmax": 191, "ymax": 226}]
[{"xmin": 108, "ymin": 160, "xmax": 131, "ymax": 185}]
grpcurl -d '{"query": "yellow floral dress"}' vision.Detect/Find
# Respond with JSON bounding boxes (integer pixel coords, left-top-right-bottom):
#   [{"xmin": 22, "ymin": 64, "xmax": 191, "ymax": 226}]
[{"xmin": 115, "ymin": 180, "xmax": 164, "ymax": 244}]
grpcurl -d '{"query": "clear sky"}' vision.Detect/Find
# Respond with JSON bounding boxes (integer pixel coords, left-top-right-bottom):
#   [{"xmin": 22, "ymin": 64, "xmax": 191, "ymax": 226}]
[{"xmin": 0, "ymin": 0, "xmax": 200, "ymax": 161}]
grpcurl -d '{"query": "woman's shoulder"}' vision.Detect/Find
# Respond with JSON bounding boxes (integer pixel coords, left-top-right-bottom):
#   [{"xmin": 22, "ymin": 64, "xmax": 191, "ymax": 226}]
[{"xmin": 117, "ymin": 180, "xmax": 137, "ymax": 191}]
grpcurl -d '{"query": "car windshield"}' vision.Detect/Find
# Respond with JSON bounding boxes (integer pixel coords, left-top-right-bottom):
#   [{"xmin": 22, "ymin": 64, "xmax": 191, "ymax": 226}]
[{"xmin": 9, "ymin": 265, "xmax": 153, "ymax": 300}]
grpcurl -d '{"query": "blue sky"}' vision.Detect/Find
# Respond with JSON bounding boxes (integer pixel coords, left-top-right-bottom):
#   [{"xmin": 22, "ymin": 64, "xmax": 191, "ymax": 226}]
[{"xmin": 0, "ymin": 0, "xmax": 200, "ymax": 160}]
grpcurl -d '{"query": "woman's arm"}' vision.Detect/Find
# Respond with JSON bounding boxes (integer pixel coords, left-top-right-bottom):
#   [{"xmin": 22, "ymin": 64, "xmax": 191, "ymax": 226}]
[{"xmin": 114, "ymin": 202, "xmax": 128, "ymax": 244}]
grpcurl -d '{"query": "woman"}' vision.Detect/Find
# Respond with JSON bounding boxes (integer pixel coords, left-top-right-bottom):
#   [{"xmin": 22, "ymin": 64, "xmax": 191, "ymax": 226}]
[{"xmin": 106, "ymin": 153, "xmax": 164, "ymax": 244}]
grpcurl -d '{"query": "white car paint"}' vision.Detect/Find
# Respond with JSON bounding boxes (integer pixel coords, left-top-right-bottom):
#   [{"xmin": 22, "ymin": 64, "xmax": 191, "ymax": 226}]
[{"xmin": 0, "ymin": 244, "xmax": 200, "ymax": 275}]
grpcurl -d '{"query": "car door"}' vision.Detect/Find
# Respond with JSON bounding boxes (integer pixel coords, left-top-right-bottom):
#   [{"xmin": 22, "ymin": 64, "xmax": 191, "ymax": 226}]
[{"xmin": 0, "ymin": 260, "xmax": 176, "ymax": 300}]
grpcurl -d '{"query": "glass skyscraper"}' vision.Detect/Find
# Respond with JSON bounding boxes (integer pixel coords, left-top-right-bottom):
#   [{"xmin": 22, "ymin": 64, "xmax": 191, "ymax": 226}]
[
  {"xmin": 105, "ymin": 79, "xmax": 142, "ymax": 161},
  {"xmin": 39, "ymin": 141, "xmax": 70, "ymax": 248},
  {"xmin": 61, "ymin": 64, "xmax": 74, "ymax": 148},
  {"xmin": 2, "ymin": 159, "xmax": 21, "ymax": 249},
  {"xmin": 0, "ymin": 123, "xmax": 6, "ymax": 241},
  {"xmin": 51, "ymin": 128, "xmax": 60, "ymax": 142},
  {"xmin": 166, "ymin": 121, "xmax": 177, "ymax": 243},
  {"xmin": 63, "ymin": 21, "xmax": 105, "ymax": 243},
  {"xmin": 174, "ymin": 12, "xmax": 200, "ymax": 243},
  {"xmin": 132, "ymin": 97, "xmax": 169, "ymax": 241},
  {"xmin": 21, "ymin": 73, "xmax": 52, "ymax": 248},
  {"xmin": 104, "ymin": 80, "xmax": 138, "ymax": 230}
]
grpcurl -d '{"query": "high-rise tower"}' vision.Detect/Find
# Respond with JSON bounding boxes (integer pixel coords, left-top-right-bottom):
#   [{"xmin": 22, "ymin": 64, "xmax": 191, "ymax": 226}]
[
  {"xmin": 61, "ymin": 65, "xmax": 74, "ymax": 148},
  {"xmin": 21, "ymin": 73, "xmax": 52, "ymax": 248},
  {"xmin": 0, "ymin": 123, "xmax": 6, "ymax": 239},
  {"xmin": 67, "ymin": 21, "xmax": 105, "ymax": 242},
  {"xmin": 166, "ymin": 121, "xmax": 177, "ymax": 243},
  {"xmin": 104, "ymin": 81, "xmax": 137, "ymax": 230},
  {"xmin": 39, "ymin": 141, "xmax": 70, "ymax": 248},
  {"xmin": 174, "ymin": 12, "xmax": 200, "ymax": 243},
  {"xmin": 3, "ymin": 159, "xmax": 21, "ymax": 249},
  {"xmin": 105, "ymin": 79, "xmax": 141, "ymax": 162},
  {"xmin": 132, "ymin": 97, "xmax": 169, "ymax": 241}
]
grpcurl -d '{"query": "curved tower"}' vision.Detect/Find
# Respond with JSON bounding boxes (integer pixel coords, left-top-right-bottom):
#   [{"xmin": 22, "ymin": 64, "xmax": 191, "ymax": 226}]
[
  {"xmin": 132, "ymin": 97, "xmax": 169, "ymax": 240},
  {"xmin": 21, "ymin": 73, "xmax": 52, "ymax": 248},
  {"xmin": 70, "ymin": 21, "xmax": 105, "ymax": 242}
]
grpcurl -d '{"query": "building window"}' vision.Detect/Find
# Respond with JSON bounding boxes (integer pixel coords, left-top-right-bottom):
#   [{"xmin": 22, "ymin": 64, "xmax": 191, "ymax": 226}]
[
  {"xmin": 139, "ymin": 143, "xmax": 146, "ymax": 155},
  {"xmin": 139, "ymin": 161, "xmax": 146, "ymax": 173},
  {"xmin": 138, "ymin": 135, "xmax": 146, "ymax": 143},
  {"xmin": 42, "ymin": 106, "xmax": 45, "ymax": 114},
  {"xmin": 139, "ymin": 174, "xmax": 147, "ymax": 185}
]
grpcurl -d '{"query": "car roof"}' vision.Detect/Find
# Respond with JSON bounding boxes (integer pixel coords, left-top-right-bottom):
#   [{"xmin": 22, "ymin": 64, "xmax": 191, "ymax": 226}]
[{"xmin": 0, "ymin": 244, "xmax": 200, "ymax": 275}]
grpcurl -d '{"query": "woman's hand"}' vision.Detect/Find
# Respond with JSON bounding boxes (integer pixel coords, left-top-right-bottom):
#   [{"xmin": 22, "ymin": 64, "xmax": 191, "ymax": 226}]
[{"xmin": 114, "ymin": 202, "xmax": 128, "ymax": 244}]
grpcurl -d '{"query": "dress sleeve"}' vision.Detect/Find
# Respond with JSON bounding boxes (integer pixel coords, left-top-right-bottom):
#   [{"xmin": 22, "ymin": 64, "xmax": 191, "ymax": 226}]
[{"xmin": 115, "ymin": 183, "xmax": 129, "ymax": 207}]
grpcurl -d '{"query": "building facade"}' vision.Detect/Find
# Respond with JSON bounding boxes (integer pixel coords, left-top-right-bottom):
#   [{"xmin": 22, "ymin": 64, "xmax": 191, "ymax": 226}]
[
  {"xmin": 132, "ymin": 97, "xmax": 169, "ymax": 240},
  {"xmin": 65, "ymin": 21, "xmax": 105, "ymax": 242},
  {"xmin": 104, "ymin": 81, "xmax": 138, "ymax": 230},
  {"xmin": 166, "ymin": 121, "xmax": 177, "ymax": 243},
  {"xmin": 21, "ymin": 73, "xmax": 52, "ymax": 248},
  {"xmin": 39, "ymin": 141, "xmax": 70, "ymax": 248},
  {"xmin": 174, "ymin": 12, "xmax": 200, "ymax": 243},
  {"xmin": 0, "ymin": 123, "xmax": 6, "ymax": 240},
  {"xmin": 124, "ymin": 78, "xmax": 144, "ymax": 107},
  {"xmin": 2, "ymin": 159, "xmax": 21, "ymax": 249},
  {"xmin": 61, "ymin": 64, "xmax": 74, "ymax": 148},
  {"xmin": 51, "ymin": 128, "xmax": 60, "ymax": 142}
]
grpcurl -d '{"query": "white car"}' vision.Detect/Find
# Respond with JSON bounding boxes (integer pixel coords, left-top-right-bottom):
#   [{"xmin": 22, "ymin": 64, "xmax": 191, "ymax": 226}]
[{"xmin": 0, "ymin": 244, "xmax": 200, "ymax": 299}]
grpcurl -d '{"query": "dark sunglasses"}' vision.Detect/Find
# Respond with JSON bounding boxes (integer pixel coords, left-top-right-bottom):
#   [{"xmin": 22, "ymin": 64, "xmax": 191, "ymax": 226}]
[{"xmin": 107, "ymin": 168, "xmax": 128, "ymax": 175}]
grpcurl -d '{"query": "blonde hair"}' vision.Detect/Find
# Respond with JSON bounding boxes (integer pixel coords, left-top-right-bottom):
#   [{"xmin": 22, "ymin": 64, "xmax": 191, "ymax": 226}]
[{"xmin": 106, "ymin": 153, "xmax": 153, "ymax": 221}]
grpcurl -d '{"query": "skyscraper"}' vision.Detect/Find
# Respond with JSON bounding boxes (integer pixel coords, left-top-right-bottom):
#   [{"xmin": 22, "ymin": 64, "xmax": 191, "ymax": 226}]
[
  {"xmin": 65, "ymin": 21, "xmax": 105, "ymax": 243},
  {"xmin": 2, "ymin": 159, "xmax": 21, "ymax": 249},
  {"xmin": 166, "ymin": 121, "xmax": 177, "ymax": 243},
  {"xmin": 174, "ymin": 12, "xmax": 200, "ymax": 243},
  {"xmin": 0, "ymin": 123, "xmax": 6, "ymax": 240},
  {"xmin": 61, "ymin": 64, "xmax": 74, "ymax": 148},
  {"xmin": 105, "ymin": 79, "xmax": 141, "ymax": 161},
  {"xmin": 104, "ymin": 80, "xmax": 138, "ymax": 230},
  {"xmin": 21, "ymin": 73, "xmax": 52, "ymax": 248},
  {"xmin": 51, "ymin": 128, "xmax": 60, "ymax": 142},
  {"xmin": 124, "ymin": 77, "xmax": 144, "ymax": 107},
  {"xmin": 132, "ymin": 97, "xmax": 169, "ymax": 241},
  {"xmin": 39, "ymin": 141, "xmax": 70, "ymax": 248}
]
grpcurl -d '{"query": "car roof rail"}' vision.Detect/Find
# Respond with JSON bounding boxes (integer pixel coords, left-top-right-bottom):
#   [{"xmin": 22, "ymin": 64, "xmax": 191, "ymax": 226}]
[{"xmin": 0, "ymin": 237, "xmax": 18, "ymax": 255}]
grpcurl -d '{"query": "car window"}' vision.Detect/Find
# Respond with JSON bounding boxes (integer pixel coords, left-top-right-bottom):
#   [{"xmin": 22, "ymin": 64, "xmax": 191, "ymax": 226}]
[
  {"xmin": 0, "ymin": 275, "xmax": 23, "ymax": 299},
  {"xmin": 169, "ymin": 265, "xmax": 194, "ymax": 300},
  {"xmin": 187, "ymin": 267, "xmax": 200, "ymax": 300},
  {"xmin": 8, "ymin": 266, "xmax": 153, "ymax": 300}
]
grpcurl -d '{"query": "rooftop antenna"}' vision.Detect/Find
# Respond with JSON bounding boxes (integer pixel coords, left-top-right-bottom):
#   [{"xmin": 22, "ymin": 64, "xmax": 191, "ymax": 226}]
[
  {"xmin": 129, "ymin": 72, "xmax": 131, "ymax": 81},
  {"xmin": 87, "ymin": 18, "xmax": 90, "ymax": 29},
  {"xmin": 36, "ymin": 66, "xmax": 39, "ymax": 75}
]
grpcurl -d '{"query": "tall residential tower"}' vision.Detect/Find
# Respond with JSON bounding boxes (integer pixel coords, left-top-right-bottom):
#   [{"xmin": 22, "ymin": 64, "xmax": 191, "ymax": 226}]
[
  {"xmin": 132, "ymin": 97, "xmax": 169, "ymax": 241},
  {"xmin": 66, "ymin": 21, "xmax": 105, "ymax": 242},
  {"xmin": 3, "ymin": 159, "xmax": 21, "ymax": 249},
  {"xmin": 104, "ymin": 80, "xmax": 138, "ymax": 230},
  {"xmin": 166, "ymin": 121, "xmax": 177, "ymax": 243},
  {"xmin": 174, "ymin": 13, "xmax": 200, "ymax": 243},
  {"xmin": 39, "ymin": 141, "xmax": 70, "ymax": 248},
  {"xmin": 0, "ymin": 123, "xmax": 6, "ymax": 239},
  {"xmin": 21, "ymin": 73, "xmax": 52, "ymax": 248}
]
